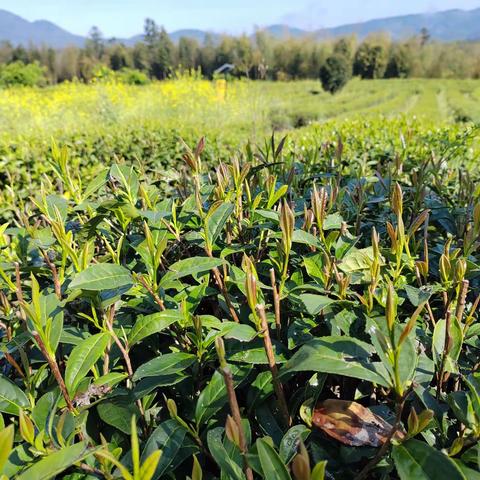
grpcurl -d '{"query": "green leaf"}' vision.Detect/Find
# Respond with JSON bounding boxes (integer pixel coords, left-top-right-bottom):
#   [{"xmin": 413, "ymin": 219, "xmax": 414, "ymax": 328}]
[
  {"xmin": 448, "ymin": 391, "xmax": 477, "ymax": 428},
  {"xmin": 0, "ymin": 374, "xmax": 29, "ymax": 415},
  {"xmin": 133, "ymin": 374, "xmax": 188, "ymax": 399},
  {"xmin": 17, "ymin": 442, "xmax": 96, "ymax": 480},
  {"xmin": 247, "ymin": 371, "xmax": 274, "ymax": 409},
  {"xmin": 338, "ymin": 247, "xmax": 375, "ymax": 272},
  {"xmin": 323, "ymin": 213, "xmax": 343, "ymax": 230},
  {"xmin": 65, "ymin": 332, "xmax": 110, "ymax": 395},
  {"xmin": 196, "ymin": 365, "xmax": 251, "ymax": 426},
  {"xmin": 70, "ymin": 263, "xmax": 132, "ymax": 291},
  {"xmin": 404, "ymin": 285, "xmax": 433, "ymax": 307},
  {"xmin": 392, "ymin": 439, "xmax": 465, "ymax": 480},
  {"xmin": 298, "ymin": 294, "xmax": 335, "ymax": 316},
  {"xmin": 207, "ymin": 428, "xmax": 245, "ymax": 480},
  {"xmin": 303, "ymin": 254, "xmax": 325, "ymax": 282},
  {"xmin": 279, "ymin": 425, "xmax": 310, "ymax": 464},
  {"xmin": 32, "ymin": 391, "xmax": 56, "ymax": 431},
  {"xmin": 160, "ymin": 257, "xmax": 225, "ymax": 287},
  {"xmin": 227, "ymin": 339, "xmax": 288, "ymax": 364},
  {"xmin": 83, "ymin": 168, "xmax": 108, "ymax": 199},
  {"xmin": 128, "ymin": 310, "xmax": 182, "ymax": 346},
  {"xmin": 433, "ymin": 317, "xmax": 463, "ymax": 373},
  {"xmin": 0, "ymin": 425, "xmax": 14, "ymax": 473},
  {"xmin": 40, "ymin": 292, "xmax": 64, "ymax": 353},
  {"xmin": 132, "ymin": 352, "xmax": 196, "ymax": 381},
  {"xmin": 207, "ymin": 202, "xmax": 234, "ymax": 247},
  {"xmin": 141, "ymin": 420, "xmax": 196, "ymax": 480},
  {"xmin": 216, "ymin": 322, "xmax": 258, "ymax": 342},
  {"xmin": 281, "ymin": 336, "xmax": 389, "ymax": 387},
  {"xmin": 292, "ymin": 230, "xmax": 322, "ymax": 249},
  {"xmin": 257, "ymin": 438, "xmax": 292, "ymax": 480},
  {"xmin": 45, "ymin": 195, "xmax": 68, "ymax": 221},
  {"xmin": 256, "ymin": 404, "xmax": 284, "ymax": 445},
  {"xmin": 97, "ymin": 394, "xmax": 139, "ymax": 434},
  {"xmin": 455, "ymin": 460, "xmax": 480, "ymax": 479},
  {"xmin": 110, "ymin": 164, "xmax": 139, "ymax": 198},
  {"xmin": 461, "ymin": 444, "xmax": 480, "ymax": 470}
]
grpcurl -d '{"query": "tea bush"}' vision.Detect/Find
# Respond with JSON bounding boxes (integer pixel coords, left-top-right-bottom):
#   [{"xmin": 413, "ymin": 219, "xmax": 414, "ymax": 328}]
[{"xmin": 0, "ymin": 129, "xmax": 479, "ymax": 479}]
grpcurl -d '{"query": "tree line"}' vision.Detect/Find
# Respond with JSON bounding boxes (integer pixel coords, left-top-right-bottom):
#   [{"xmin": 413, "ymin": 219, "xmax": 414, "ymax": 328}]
[{"xmin": 1, "ymin": 19, "xmax": 480, "ymax": 88}]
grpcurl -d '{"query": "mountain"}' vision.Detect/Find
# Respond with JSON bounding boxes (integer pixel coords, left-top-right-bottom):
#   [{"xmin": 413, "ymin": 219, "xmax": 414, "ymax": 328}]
[
  {"xmin": 263, "ymin": 25, "xmax": 310, "ymax": 39},
  {"xmin": 313, "ymin": 8, "xmax": 480, "ymax": 41},
  {"xmin": 0, "ymin": 7, "xmax": 479, "ymax": 48},
  {"xmin": 0, "ymin": 9, "xmax": 85, "ymax": 47}
]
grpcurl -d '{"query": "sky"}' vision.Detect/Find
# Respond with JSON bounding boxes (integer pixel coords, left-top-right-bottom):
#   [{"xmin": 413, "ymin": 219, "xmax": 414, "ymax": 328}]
[{"xmin": 1, "ymin": 0, "xmax": 480, "ymax": 37}]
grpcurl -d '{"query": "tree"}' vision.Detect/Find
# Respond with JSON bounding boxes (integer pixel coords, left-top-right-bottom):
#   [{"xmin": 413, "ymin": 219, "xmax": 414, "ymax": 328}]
[
  {"xmin": 153, "ymin": 27, "xmax": 174, "ymax": 79},
  {"xmin": 143, "ymin": 19, "xmax": 174, "ymax": 79},
  {"xmin": 236, "ymin": 35, "xmax": 255, "ymax": 78},
  {"xmin": 420, "ymin": 27, "xmax": 430, "ymax": 47},
  {"xmin": 385, "ymin": 44, "xmax": 413, "ymax": 78},
  {"xmin": 333, "ymin": 37, "xmax": 355, "ymax": 60},
  {"xmin": 319, "ymin": 54, "xmax": 351, "ymax": 94},
  {"xmin": 56, "ymin": 46, "xmax": 80, "ymax": 82},
  {"xmin": 131, "ymin": 43, "xmax": 149, "ymax": 72},
  {"xmin": 144, "ymin": 18, "xmax": 159, "ymax": 47},
  {"xmin": 198, "ymin": 34, "xmax": 216, "ymax": 77},
  {"xmin": 353, "ymin": 41, "xmax": 388, "ymax": 79},
  {"xmin": 108, "ymin": 44, "xmax": 130, "ymax": 71},
  {"xmin": 86, "ymin": 26, "xmax": 104, "ymax": 60},
  {"xmin": 178, "ymin": 37, "xmax": 199, "ymax": 70}
]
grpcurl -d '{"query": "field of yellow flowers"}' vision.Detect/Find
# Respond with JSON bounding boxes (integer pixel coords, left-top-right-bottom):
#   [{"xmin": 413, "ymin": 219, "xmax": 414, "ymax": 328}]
[{"xmin": 2, "ymin": 76, "xmax": 480, "ymax": 144}]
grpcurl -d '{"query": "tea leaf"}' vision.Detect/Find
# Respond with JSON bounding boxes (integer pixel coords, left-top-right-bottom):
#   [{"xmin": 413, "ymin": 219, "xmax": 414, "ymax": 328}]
[
  {"xmin": 128, "ymin": 311, "xmax": 182, "ymax": 346},
  {"xmin": 65, "ymin": 332, "xmax": 110, "ymax": 395},
  {"xmin": 70, "ymin": 263, "xmax": 132, "ymax": 291},
  {"xmin": 0, "ymin": 375, "xmax": 29, "ymax": 415},
  {"xmin": 392, "ymin": 439, "xmax": 465, "ymax": 480},
  {"xmin": 282, "ymin": 337, "xmax": 389, "ymax": 386},
  {"xmin": 17, "ymin": 442, "xmax": 97, "ymax": 480}
]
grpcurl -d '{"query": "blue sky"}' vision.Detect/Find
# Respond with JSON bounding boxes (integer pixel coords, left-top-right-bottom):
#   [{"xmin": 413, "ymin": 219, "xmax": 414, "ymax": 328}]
[{"xmin": 2, "ymin": 0, "xmax": 480, "ymax": 37}]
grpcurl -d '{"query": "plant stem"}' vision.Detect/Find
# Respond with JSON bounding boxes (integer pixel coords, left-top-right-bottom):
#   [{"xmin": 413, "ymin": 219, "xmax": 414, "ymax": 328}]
[
  {"xmin": 455, "ymin": 279, "xmax": 469, "ymax": 322},
  {"xmin": 32, "ymin": 331, "xmax": 74, "ymax": 412},
  {"xmin": 219, "ymin": 365, "xmax": 254, "ymax": 480},
  {"xmin": 40, "ymin": 249, "xmax": 62, "ymax": 299},
  {"xmin": 437, "ymin": 300, "xmax": 453, "ymax": 399},
  {"xmin": 211, "ymin": 265, "xmax": 240, "ymax": 323},
  {"xmin": 269, "ymin": 268, "xmax": 281, "ymax": 339},
  {"xmin": 256, "ymin": 304, "xmax": 291, "ymax": 427},
  {"xmin": 137, "ymin": 274, "xmax": 165, "ymax": 310},
  {"xmin": 106, "ymin": 307, "xmax": 146, "ymax": 423}
]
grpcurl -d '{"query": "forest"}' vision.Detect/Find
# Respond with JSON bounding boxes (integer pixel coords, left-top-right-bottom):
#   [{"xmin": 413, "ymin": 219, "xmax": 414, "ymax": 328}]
[{"xmin": 1, "ymin": 20, "xmax": 480, "ymax": 88}]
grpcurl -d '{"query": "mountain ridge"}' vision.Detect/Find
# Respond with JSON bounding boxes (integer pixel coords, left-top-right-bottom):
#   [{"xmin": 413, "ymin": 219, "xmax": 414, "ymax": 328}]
[{"xmin": 0, "ymin": 7, "xmax": 479, "ymax": 48}]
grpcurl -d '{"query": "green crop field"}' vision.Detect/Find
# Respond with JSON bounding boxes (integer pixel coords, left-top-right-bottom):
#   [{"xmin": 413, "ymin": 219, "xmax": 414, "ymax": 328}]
[
  {"xmin": 0, "ymin": 75, "xmax": 479, "ymax": 480},
  {"xmin": 1, "ymin": 78, "xmax": 480, "ymax": 141}
]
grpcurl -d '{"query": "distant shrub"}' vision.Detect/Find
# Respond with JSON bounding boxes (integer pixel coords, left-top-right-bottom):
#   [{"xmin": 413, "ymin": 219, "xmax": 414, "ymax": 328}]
[
  {"xmin": 0, "ymin": 61, "xmax": 46, "ymax": 87},
  {"xmin": 319, "ymin": 54, "xmax": 351, "ymax": 94},
  {"xmin": 118, "ymin": 67, "xmax": 150, "ymax": 85},
  {"xmin": 91, "ymin": 65, "xmax": 149, "ymax": 85},
  {"xmin": 90, "ymin": 64, "xmax": 115, "ymax": 82}
]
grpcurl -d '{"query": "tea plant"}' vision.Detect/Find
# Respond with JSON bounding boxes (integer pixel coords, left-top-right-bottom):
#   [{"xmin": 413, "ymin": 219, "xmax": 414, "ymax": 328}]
[{"xmin": 0, "ymin": 133, "xmax": 479, "ymax": 479}]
